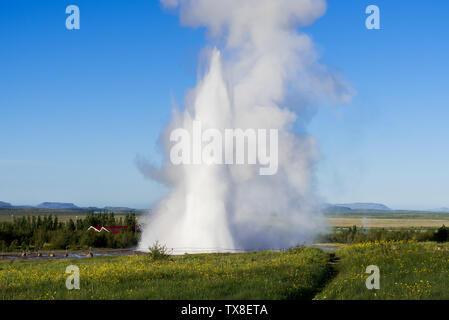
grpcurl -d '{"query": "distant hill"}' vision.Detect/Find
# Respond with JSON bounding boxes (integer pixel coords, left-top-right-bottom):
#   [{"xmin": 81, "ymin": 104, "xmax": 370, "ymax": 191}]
[
  {"xmin": 322, "ymin": 204, "xmax": 352, "ymax": 214},
  {"xmin": 0, "ymin": 201, "xmax": 141, "ymax": 213},
  {"xmin": 0, "ymin": 201, "xmax": 12, "ymax": 208},
  {"xmin": 428, "ymin": 207, "xmax": 449, "ymax": 213},
  {"xmin": 37, "ymin": 202, "xmax": 79, "ymax": 209},
  {"xmin": 335, "ymin": 203, "xmax": 391, "ymax": 211},
  {"xmin": 104, "ymin": 206, "xmax": 136, "ymax": 212}
]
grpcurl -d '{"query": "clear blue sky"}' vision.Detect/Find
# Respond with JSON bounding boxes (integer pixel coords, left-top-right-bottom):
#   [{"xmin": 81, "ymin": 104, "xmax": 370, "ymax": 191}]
[{"xmin": 1, "ymin": 0, "xmax": 448, "ymax": 210}]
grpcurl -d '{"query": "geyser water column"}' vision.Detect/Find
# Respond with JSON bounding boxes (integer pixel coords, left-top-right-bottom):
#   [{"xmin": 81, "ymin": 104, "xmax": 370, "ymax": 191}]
[
  {"xmin": 139, "ymin": 49, "xmax": 235, "ymax": 253},
  {"xmin": 179, "ymin": 50, "xmax": 235, "ymax": 251},
  {"xmin": 138, "ymin": 0, "xmax": 353, "ymax": 253}
]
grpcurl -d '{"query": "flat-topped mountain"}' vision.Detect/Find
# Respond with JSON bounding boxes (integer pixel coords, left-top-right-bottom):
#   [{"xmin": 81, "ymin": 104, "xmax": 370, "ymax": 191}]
[{"xmin": 37, "ymin": 202, "xmax": 79, "ymax": 209}]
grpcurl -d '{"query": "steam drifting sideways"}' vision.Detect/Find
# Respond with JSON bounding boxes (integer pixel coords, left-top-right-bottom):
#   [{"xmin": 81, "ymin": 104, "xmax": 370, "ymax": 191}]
[{"xmin": 138, "ymin": 0, "xmax": 353, "ymax": 253}]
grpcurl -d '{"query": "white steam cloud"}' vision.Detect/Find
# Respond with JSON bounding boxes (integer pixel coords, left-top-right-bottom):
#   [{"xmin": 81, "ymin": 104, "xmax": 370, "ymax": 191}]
[{"xmin": 138, "ymin": 0, "xmax": 353, "ymax": 252}]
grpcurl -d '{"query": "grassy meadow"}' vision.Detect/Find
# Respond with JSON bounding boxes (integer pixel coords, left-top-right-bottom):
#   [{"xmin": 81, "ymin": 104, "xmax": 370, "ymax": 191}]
[
  {"xmin": 0, "ymin": 248, "xmax": 333, "ymax": 300},
  {"xmin": 316, "ymin": 241, "xmax": 449, "ymax": 300},
  {"xmin": 3, "ymin": 241, "xmax": 449, "ymax": 299}
]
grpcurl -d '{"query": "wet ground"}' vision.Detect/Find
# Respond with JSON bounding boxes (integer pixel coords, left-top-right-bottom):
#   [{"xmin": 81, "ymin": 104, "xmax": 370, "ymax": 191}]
[
  {"xmin": 0, "ymin": 244, "xmax": 343, "ymax": 261},
  {"xmin": 0, "ymin": 249, "xmax": 145, "ymax": 261}
]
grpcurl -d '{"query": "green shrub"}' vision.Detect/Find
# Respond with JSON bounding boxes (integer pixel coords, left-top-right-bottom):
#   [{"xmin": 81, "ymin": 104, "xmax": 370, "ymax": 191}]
[
  {"xmin": 288, "ymin": 243, "xmax": 306, "ymax": 253},
  {"xmin": 148, "ymin": 241, "xmax": 172, "ymax": 260},
  {"xmin": 434, "ymin": 225, "xmax": 449, "ymax": 242}
]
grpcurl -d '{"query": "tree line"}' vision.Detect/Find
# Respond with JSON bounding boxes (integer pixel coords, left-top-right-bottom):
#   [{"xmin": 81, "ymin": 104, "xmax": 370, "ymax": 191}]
[
  {"xmin": 0, "ymin": 211, "xmax": 140, "ymax": 252},
  {"xmin": 320, "ymin": 225, "xmax": 449, "ymax": 244}
]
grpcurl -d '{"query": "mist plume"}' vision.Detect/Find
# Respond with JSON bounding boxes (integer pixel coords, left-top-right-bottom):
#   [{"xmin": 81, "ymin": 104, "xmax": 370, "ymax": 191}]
[{"xmin": 138, "ymin": 0, "xmax": 353, "ymax": 252}]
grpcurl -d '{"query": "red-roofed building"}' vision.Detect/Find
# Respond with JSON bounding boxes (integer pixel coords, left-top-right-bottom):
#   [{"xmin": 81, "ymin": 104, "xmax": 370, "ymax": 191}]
[{"xmin": 87, "ymin": 226, "xmax": 129, "ymax": 234}]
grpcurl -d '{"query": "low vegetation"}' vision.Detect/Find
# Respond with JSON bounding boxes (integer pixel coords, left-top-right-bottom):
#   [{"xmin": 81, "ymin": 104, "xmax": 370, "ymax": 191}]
[
  {"xmin": 3, "ymin": 239, "xmax": 449, "ymax": 300},
  {"xmin": 319, "ymin": 225, "xmax": 447, "ymax": 244},
  {"xmin": 0, "ymin": 248, "xmax": 333, "ymax": 300},
  {"xmin": 147, "ymin": 241, "xmax": 172, "ymax": 260},
  {"xmin": 316, "ymin": 241, "xmax": 449, "ymax": 299}
]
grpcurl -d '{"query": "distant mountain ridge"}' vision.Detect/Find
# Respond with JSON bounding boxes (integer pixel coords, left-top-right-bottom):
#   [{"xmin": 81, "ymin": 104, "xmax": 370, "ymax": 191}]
[
  {"xmin": 0, "ymin": 201, "xmax": 137, "ymax": 212},
  {"xmin": 323, "ymin": 202, "xmax": 392, "ymax": 214},
  {"xmin": 335, "ymin": 203, "xmax": 391, "ymax": 211},
  {"xmin": 37, "ymin": 202, "xmax": 79, "ymax": 209},
  {"xmin": 0, "ymin": 201, "xmax": 12, "ymax": 208},
  {"xmin": 104, "ymin": 206, "xmax": 136, "ymax": 211},
  {"xmin": 428, "ymin": 207, "xmax": 449, "ymax": 213}
]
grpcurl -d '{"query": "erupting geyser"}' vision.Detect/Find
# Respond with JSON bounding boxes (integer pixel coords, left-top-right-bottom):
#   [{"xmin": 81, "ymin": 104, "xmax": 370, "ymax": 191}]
[{"xmin": 138, "ymin": 0, "xmax": 353, "ymax": 253}]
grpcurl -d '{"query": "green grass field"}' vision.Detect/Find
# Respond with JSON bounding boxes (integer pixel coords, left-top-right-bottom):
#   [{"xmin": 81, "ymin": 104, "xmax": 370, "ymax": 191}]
[
  {"xmin": 316, "ymin": 241, "xmax": 449, "ymax": 300},
  {"xmin": 0, "ymin": 248, "xmax": 333, "ymax": 300},
  {"xmin": 3, "ymin": 241, "xmax": 449, "ymax": 300}
]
